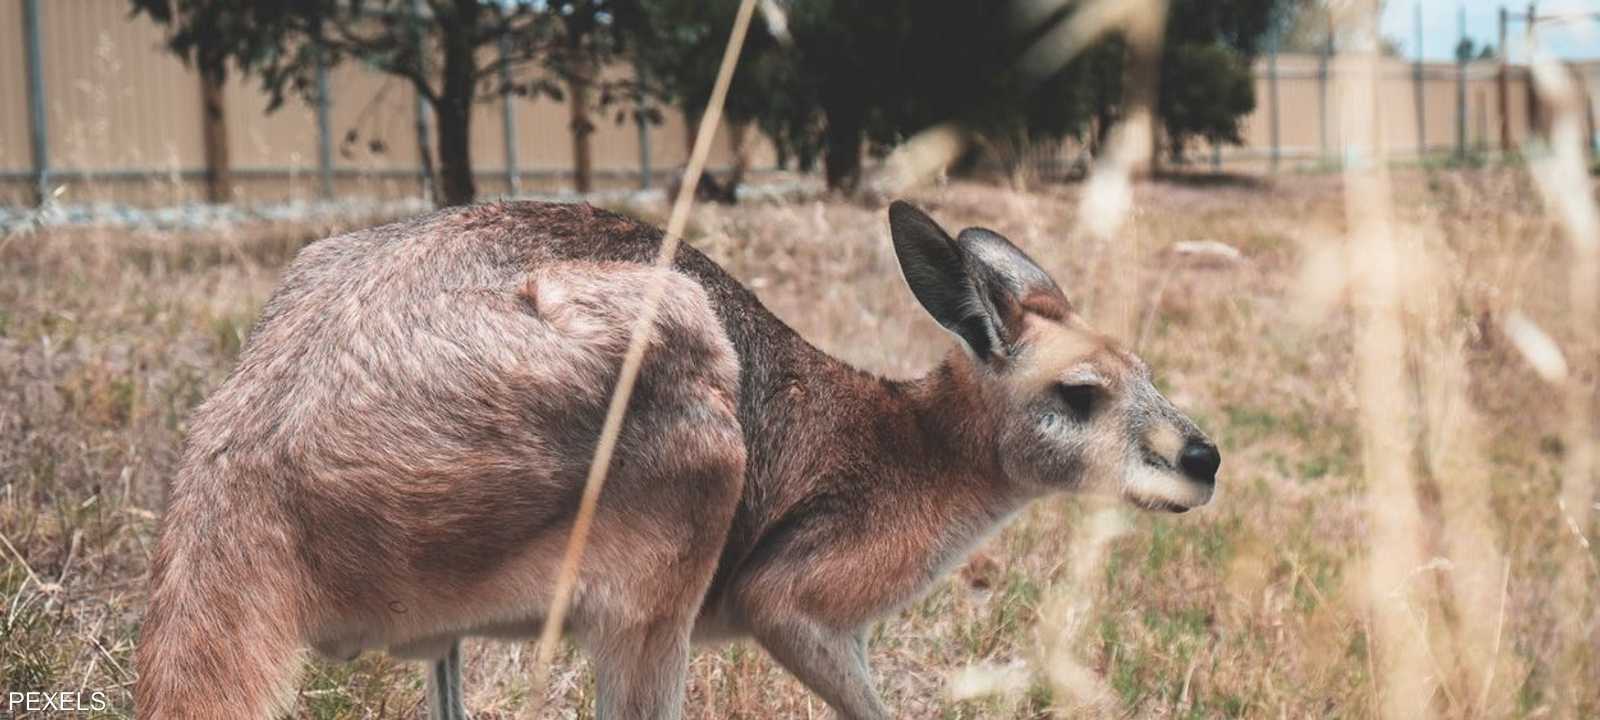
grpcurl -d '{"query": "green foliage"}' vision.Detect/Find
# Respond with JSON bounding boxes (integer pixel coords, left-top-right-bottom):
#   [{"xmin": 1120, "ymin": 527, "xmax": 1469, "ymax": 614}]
[
  {"xmin": 133, "ymin": 0, "xmax": 1288, "ymax": 196},
  {"xmin": 129, "ymin": 0, "xmax": 642, "ymax": 205},
  {"xmin": 1155, "ymin": 0, "xmax": 1277, "ymax": 162},
  {"xmin": 1457, "ymin": 37, "xmax": 1497, "ymax": 62},
  {"xmin": 1159, "ymin": 41, "xmax": 1256, "ymax": 161},
  {"xmin": 634, "ymin": 0, "xmax": 824, "ymax": 169},
  {"xmin": 637, "ymin": 0, "xmax": 1284, "ymax": 188},
  {"xmin": 635, "ymin": 0, "xmax": 919, "ymax": 188}
]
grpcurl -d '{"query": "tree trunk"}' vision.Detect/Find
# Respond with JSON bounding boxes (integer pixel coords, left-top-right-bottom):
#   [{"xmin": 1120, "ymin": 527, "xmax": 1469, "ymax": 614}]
[
  {"xmin": 434, "ymin": 0, "xmax": 480, "ymax": 207},
  {"xmin": 683, "ymin": 105, "xmax": 701, "ymax": 156},
  {"xmin": 416, "ymin": 96, "xmax": 438, "ymax": 206},
  {"xmin": 568, "ymin": 61, "xmax": 594, "ymax": 194},
  {"xmin": 822, "ymin": 99, "xmax": 864, "ymax": 192},
  {"xmin": 726, "ymin": 119, "xmax": 750, "ymax": 189},
  {"xmin": 797, "ymin": 137, "xmax": 818, "ymax": 174},
  {"xmin": 198, "ymin": 66, "xmax": 230, "ymax": 204},
  {"xmin": 774, "ymin": 140, "xmax": 789, "ymax": 171},
  {"xmin": 435, "ymin": 99, "xmax": 473, "ymax": 206},
  {"xmin": 1091, "ymin": 111, "xmax": 1114, "ymax": 157}
]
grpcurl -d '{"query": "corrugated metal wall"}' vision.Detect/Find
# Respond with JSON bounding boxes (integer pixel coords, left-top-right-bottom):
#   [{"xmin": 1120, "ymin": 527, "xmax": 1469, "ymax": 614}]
[
  {"xmin": 1229, "ymin": 54, "xmax": 1538, "ymax": 164},
  {"xmin": 0, "ymin": 0, "xmax": 35, "ymax": 184},
  {"xmin": 0, "ymin": 0, "xmax": 1582, "ymax": 207},
  {"xmin": 0, "ymin": 0, "xmax": 772, "ymax": 206}
]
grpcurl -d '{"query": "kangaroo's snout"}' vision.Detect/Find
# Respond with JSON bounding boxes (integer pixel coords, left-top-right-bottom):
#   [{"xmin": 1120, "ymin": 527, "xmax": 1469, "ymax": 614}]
[{"xmin": 1178, "ymin": 437, "xmax": 1221, "ymax": 485}]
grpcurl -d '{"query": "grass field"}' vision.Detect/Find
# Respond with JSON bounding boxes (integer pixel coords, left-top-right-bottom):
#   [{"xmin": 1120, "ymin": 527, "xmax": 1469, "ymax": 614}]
[{"xmin": 1, "ymin": 169, "xmax": 1595, "ymax": 718}]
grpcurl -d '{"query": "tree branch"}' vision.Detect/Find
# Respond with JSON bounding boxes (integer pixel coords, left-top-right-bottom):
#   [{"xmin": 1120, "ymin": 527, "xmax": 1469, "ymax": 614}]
[
  {"xmin": 471, "ymin": 45, "xmax": 557, "ymax": 85},
  {"xmin": 320, "ymin": 9, "xmax": 441, "ymax": 103}
]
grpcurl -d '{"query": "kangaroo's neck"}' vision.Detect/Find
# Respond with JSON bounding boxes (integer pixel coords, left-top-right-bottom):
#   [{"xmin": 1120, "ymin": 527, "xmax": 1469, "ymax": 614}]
[
  {"xmin": 768, "ymin": 344, "xmax": 1013, "ymax": 487},
  {"xmin": 714, "ymin": 341, "xmax": 1032, "ymax": 619},
  {"xmin": 901, "ymin": 362, "xmax": 1029, "ymax": 549},
  {"xmin": 875, "ymin": 357, "xmax": 1013, "ymax": 501}
]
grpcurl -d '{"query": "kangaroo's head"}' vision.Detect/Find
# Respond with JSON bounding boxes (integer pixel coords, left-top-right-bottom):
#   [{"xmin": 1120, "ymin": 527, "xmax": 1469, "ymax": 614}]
[{"xmin": 889, "ymin": 201, "xmax": 1218, "ymax": 512}]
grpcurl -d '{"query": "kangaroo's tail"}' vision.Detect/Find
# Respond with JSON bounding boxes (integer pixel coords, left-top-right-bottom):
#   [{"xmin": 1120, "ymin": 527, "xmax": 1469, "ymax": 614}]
[{"xmin": 135, "ymin": 471, "xmax": 305, "ymax": 720}]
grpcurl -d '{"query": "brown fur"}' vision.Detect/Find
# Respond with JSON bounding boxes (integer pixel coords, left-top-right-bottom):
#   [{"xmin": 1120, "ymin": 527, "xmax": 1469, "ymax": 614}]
[{"xmin": 135, "ymin": 201, "xmax": 1216, "ymax": 720}]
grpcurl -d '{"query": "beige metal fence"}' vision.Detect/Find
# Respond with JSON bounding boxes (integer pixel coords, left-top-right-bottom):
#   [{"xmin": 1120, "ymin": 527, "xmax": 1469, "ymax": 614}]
[
  {"xmin": 0, "ymin": 0, "xmax": 1594, "ymax": 208},
  {"xmin": 0, "ymin": 0, "xmax": 772, "ymax": 207}
]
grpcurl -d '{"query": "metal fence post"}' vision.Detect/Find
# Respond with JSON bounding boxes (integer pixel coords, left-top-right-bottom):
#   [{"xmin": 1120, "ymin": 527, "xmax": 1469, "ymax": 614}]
[
  {"xmin": 627, "ymin": 66, "xmax": 646, "ymax": 191},
  {"xmin": 1524, "ymin": 2, "xmax": 1538, "ymax": 137},
  {"xmin": 415, "ymin": 95, "xmax": 434, "ymax": 202},
  {"xmin": 636, "ymin": 65, "xmax": 651, "ymax": 190},
  {"xmin": 1589, "ymin": 75, "xmax": 1599, "ymax": 160},
  {"xmin": 1413, "ymin": 3, "xmax": 1426, "ymax": 159},
  {"xmin": 498, "ymin": 11, "xmax": 519, "ymax": 197},
  {"xmin": 1319, "ymin": 29, "xmax": 1331, "ymax": 163},
  {"xmin": 638, "ymin": 114, "xmax": 652, "ymax": 189},
  {"xmin": 1588, "ymin": 85, "xmax": 1599, "ymax": 160},
  {"xmin": 1268, "ymin": 31, "xmax": 1280, "ymax": 172},
  {"xmin": 1498, "ymin": 6, "xmax": 1510, "ymax": 154},
  {"xmin": 22, "ymin": 0, "xmax": 49, "ymax": 206},
  {"xmin": 1479, "ymin": 87, "xmax": 1490, "ymax": 152},
  {"xmin": 1456, "ymin": 4, "xmax": 1467, "ymax": 160},
  {"xmin": 410, "ymin": 0, "xmax": 435, "ymax": 204},
  {"xmin": 315, "ymin": 45, "xmax": 334, "ymax": 200}
]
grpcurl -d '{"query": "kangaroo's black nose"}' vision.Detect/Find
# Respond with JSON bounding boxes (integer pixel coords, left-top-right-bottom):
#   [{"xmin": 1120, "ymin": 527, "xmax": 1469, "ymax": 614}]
[{"xmin": 1178, "ymin": 439, "xmax": 1220, "ymax": 483}]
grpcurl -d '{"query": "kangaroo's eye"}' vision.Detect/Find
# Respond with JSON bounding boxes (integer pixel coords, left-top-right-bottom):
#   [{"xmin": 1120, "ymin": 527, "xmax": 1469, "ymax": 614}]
[{"xmin": 1057, "ymin": 383, "xmax": 1100, "ymax": 421}]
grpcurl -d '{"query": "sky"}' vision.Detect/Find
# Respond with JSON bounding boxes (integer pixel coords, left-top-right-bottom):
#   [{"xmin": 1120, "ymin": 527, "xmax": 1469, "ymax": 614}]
[{"xmin": 1378, "ymin": 0, "xmax": 1599, "ymax": 61}]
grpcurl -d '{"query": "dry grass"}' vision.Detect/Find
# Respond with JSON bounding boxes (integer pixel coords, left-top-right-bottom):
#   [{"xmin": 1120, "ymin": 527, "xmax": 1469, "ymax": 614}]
[{"xmin": 1, "ymin": 168, "xmax": 1596, "ymax": 718}]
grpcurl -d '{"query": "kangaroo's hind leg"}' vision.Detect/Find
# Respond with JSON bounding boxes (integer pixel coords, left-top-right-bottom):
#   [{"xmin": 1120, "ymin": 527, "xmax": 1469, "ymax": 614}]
[
  {"xmin": 514, "ymin": 261, "xmax": 746, "ymax": 718},
  {"xmin": 587, "ymin": 617, "xmax": 692, "ymax": 720},
  {"xmin": 425, "ymin": 640, "xmax": 468, "ymax": 720},
  {"xmin": 566, "ymin": 379, "xmax": 746, "ymax": 719},
  {"xmin": 569, "ymin": 430, "xmax": 744, "ymax": 720}
]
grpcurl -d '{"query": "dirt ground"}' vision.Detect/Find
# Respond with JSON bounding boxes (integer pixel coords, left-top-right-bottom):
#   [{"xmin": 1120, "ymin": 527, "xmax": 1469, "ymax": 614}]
[{"xmin": 1, "ymin": 169, "xmax": 1595, "ymax": 718}]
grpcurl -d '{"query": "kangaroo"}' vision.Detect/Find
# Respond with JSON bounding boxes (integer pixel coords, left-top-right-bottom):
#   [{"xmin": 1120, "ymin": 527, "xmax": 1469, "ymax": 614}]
[{"xmin": 134, "ymin": 200, "xmax": 1219, "ymax": 720}]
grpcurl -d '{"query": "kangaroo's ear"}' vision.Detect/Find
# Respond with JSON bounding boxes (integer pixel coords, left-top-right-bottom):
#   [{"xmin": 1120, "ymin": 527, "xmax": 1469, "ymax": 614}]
[{"xmin": 889, "ymin": 201, "xmax": 1006, "ymax": 359}]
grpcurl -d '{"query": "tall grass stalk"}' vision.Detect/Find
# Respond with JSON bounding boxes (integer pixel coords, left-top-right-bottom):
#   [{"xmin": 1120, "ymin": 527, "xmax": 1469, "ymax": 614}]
[
  {"xmin": 1031, "ymin": 0, "xmax": 1165, "ymax": 715},
  {"xmin": 527, "ymin": 0, "xmax": 761, "ymax": 709},
  {"xmin": 1527, "ymin": 46, "xmax": 1600, "ymax": 717},
  {"xmin": 1338, "ymin": 2, "xmax": 1434, "ymax": 717}
]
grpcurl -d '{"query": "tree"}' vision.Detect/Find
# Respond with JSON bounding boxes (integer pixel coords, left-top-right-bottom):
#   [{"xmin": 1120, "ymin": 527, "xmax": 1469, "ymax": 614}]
[
  {"xmin": 640, "ymin": 0, "xmax": 996, "ymax": 192},
  {"xmin": 1456, "ymin": 38, "xmax": 1496, "ymax": 62},
  {"xmin": 633, "ymin": 0, "xmax": 812, "ymax": 185},
  {"xmin": 914, "ymin": 0, "xmax": 1276, "ymax": 170},
  {"xmin": 1156, "ymin": 0, "xmax": 1277, "ymax": 163},
  {"xmin": 787, "ymin": 0, "xmax": 915, "ymax": 191},
  {"xmin": 640, "ymin": 0, "xmax": 1285, "ymax": 192},
  {"xmin": 132, "ymin": 0, "xmax": 640, "ymax": 206},
  {"xmin": 880, "ymin": 4, "xmax": 1114, "ymax": 183},
  {"xmin": 640, "ymin": 0, "xmax": 926, "ymax": 192},
  {"xmin": 1272, "ymin": 0, "xmax": 1332, "ymax": 53},
  {"xmin": 1158, "ymin": 41, "xmax": 1256, "ymax": 162},
  {"xmin": 1014, "ymin": 0, "xmax": 1277, "ymax": 166},
  {"xmin": 542, "ymin": 1, "xmax": 648, "ymax": 193}
]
